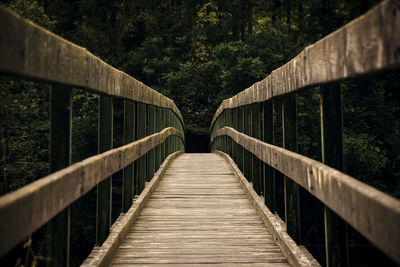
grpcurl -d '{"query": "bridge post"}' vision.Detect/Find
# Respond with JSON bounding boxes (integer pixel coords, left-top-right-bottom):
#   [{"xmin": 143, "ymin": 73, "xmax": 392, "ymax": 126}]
[
  {"xmin": 161, "ymin": 109, "xmax": 166, "ymax": 162},
  {"xmin": 137, "ymin": 103, "xmax": 147, "ymax": 193},
  {"xmin": 238, "ymin": 106, "xmax": 244, "ymax": 173},
  {"xmin": 282, "ymin": 93, "xmax": 301, "ymax": 244},
  {"xmin": 274, "ymin": 98, "xmax": 285, "ymax": 221},
  {"xmin": 228, "ymin": 109, "xmax": 233, "ymax": 156},
  {"xmin": 96, "ymin": 95, "xmax": 113, "ymax": 245},
  {"xmin": 155, "ymin": 107, "xmax": 161, "ymax": 171},
  {"xmin": 166, "ymin": 110, "xmax": 171, "ymax": 155},
  {"xmin": 243, "ymin": 105, "xmax": 252, "ymax": 181},
  {"xmin": 171, "ymin": 112, "xmax": 174, "ymax": 153},
  {"xmin": 263, "ymin": 100, "xmax": 275, "ymax": 212},
  {"xmin": 174, "ymin": 114, "xmax": 178, "ymax": 152},
  {"xmin": 234, "ymin": 108, "xmax": 239, "ymax": 165},
  {"xmin": 147, "ymin": 105, "xmax": 155, "ymax": 181},
  {"xmin": 123, "ymin": 100, "xmax": 135, "ymax": 212},
  {"xmin": 252, "ymin": 103, "xmax": 262, "ymax": 195},
  {"xmin": 221, "ymin": 111, "xmax": 226, "ymax": 153},
  {"xmin": 47, "ymin": 85, "xmax": 72, "ymax": 267},
  {"xmin": 320, "ymin": 84, "xmax": 349, "ymax": 267}
]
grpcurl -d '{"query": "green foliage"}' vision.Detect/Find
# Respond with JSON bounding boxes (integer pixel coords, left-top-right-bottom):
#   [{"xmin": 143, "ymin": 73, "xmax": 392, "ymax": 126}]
[
  {"xmin": 1, "ymin": 0, "xmax": 399, "ymax": 266},
  {"xmin": 9, "ymin": 0, "xmax": 56, "ymax": 31},
  {"xmin": 0, "ymin": 77, "xmax": 49, "ymax": 196}
]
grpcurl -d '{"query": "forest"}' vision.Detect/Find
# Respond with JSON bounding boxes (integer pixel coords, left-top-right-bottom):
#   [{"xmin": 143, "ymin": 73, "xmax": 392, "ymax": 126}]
[{"xmin": 0, "ymin": 0, "xmax": 399, "ymax": 266}]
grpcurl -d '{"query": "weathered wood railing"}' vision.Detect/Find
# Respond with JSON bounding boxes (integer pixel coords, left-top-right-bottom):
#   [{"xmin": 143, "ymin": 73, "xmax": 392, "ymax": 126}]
[
  {"xmin": 210, "ymin": 0, "xmax": 400, "ymax": 266},
  {"xmin": 0, "ymin": 7, "xmax": 185, "ymax": 266}
]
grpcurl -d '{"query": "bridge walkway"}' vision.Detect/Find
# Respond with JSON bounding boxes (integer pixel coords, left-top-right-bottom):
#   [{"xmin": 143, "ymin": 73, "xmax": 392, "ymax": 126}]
[{"xmin": 110, "ymin": 153, "xmax": 290, "ymax": 266}]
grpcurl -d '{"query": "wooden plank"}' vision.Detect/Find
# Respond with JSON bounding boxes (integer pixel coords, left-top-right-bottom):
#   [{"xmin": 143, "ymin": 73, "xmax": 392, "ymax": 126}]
[
  {"xmin": 0, "ymin": 7, "xmax": 184, "ymax": 128},
  {"xmin": 82, "ymin": 151, "xmax": 183, "ymax": 267},
  {"xmin": 210, "ymin": 0, "xmax": 400, "ymax": 131},
  {"xmin": 212, "ymin": 127, "xmax": 400, "ymax": 265},
  {"xmin": 217, "ymin": 151, "xmax": 319, "ymax": 267},
  {"xmin": 110, "ymin": 153, "xmax": 290, "ymax": 266},
  {"xmin": 0, "ymin": 127, "xmax": 183, "ymax": 257}
]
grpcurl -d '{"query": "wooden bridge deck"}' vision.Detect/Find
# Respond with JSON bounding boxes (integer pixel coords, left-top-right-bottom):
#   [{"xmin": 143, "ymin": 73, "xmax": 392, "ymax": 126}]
[{"xmin": 111, "ymin": 153, "xmax": 290, "ymax": 266}]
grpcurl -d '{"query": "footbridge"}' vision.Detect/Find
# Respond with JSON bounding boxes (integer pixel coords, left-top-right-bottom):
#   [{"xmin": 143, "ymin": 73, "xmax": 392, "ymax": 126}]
[{"xmin": 0, "ymin": 1, "xmax": 400, "ymax": 266}]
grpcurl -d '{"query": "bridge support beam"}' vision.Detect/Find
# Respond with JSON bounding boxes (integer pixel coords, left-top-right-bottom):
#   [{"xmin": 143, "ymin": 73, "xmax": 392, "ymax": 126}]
[
  {"xmin": 123, "ymin": 100, "xmax": 135, "ymax": 212},
  {"xmin": 320, "ymin": 83, "xmax": 349, "ymax": 267},
  {"xmin": 252, "ymin": 103, "xmax": 262, "ymax": 195},
  {"xmin": 161, "ymin": 109, "xmax": 166, "ymax": 162},
  {"xmin": 244, "ymin": 105, "xmax": 252, "ymax": 181},
  {"xmin": 275, "ymin": 98, "xmax": 285, "ymax": 221},
  {"xmin": 263, "ymin": 100, "xmax": 275, "ymax": 212},
  {"xmin": 228, "ymin": 109, "xmax": 233, "ymax": 156},
  {"xmin": 96, "ymin": 95, "xmax": 113, "ymax": 245},
  {"xmin": 282, "ymin": 93, "xmax": 302, "ymax": 245},
  {"xmin": 234, "ymin": 108, "xmax": 239, "ymax": 165},
  {"xmin": 147, "ymin": 105, "xmax": 155, "ymax": 181},
  {"xmin": 47, "ymin": 85, "xmax": 72, "ymax": 267},
  {"xmin": 155, "ymin": 107, "xmax": 161, "ymax": 171},
  {"xmin": 238, "ymin": 106, "xmax": 244, "ymax": 173},
  {"xmin": 137, "ymin": 103, "xmax": 147, "ymax": 194}
]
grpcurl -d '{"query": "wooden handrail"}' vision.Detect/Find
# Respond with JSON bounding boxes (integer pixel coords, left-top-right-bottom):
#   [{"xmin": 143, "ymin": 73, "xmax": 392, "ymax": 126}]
[
  {"xmin": 0, "ymin": 7, "xmax": 184, "ymax": 128},
  {"xmin": 211, "ymin": 127, "xmax": 400, "ymax": 264},
  {"xmin": 0, "ymin": 127, "xmax": 184, "ymax": 257},
  {"xmin": 210, "ymin": 0, "xmax": 400, "ymax": 132}
]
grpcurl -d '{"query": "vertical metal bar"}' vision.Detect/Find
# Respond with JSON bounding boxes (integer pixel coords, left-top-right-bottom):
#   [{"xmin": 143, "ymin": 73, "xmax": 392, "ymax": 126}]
[
  {"xmin": 122, "ymin": 100, "xmax": 135, "ymax": 212},
  {"xmin": 47, "ymin": 85, "xmax": 71, "ymax": 267},
  {"xmin": 321, "ymin": 84, "xmax": 349, "ymax": 267},
  {"xmin": 137, "ymin": 103, "xmax": 146, "ymax": 193},
  {"xmin": 96, "ymin": 95, "xmax": 113, "ymax": 245},
  {"xmin": 263, "ymin": 100, "xmax": 275, "ymax": 212},
  {"xmin": 252, "ymin": 103, "xmax": 262, "ymax": 195},
  {"xmin": 282, "ymin": 93, "xmax": 301, "ymax": 244}
]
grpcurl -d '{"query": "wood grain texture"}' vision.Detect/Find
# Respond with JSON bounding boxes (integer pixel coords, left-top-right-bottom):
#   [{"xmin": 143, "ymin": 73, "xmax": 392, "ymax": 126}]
[
  {"xmin": 210, "ymin": 0, "xmax": 400, "ymax": 131},
  {"xmin": 82, "ymin": 151, "xmax": 183, "ymax": 267},
  {"xmin": 0, "ymin": 7, "xmax": 184, "ymax": 127},
  {"xmin": 211, "ymin": 127, "xmax": 400, "ymax": 265},
  {"xmin": 110, "ymin": 153, "xmax": 290, "ymax": 266},
  {"xmin": 216, "ymin": 151, "xmax": 319, "ymax": 267},
  {"xmin": 0, "ymin": 127, "xmax": 184, "ymax": 257}
]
